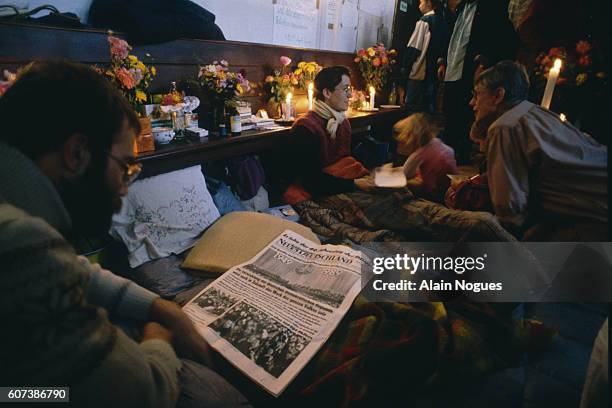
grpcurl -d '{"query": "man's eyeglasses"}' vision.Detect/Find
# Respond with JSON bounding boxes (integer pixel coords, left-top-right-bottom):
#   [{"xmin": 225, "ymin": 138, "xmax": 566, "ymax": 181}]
[
  {"xmin": 335, "ymin": 85, "xmax": 353, "ymax": 94},
  {"xmin": 107, "ymin": 153, "xmax": 142, "ymax": 185}
]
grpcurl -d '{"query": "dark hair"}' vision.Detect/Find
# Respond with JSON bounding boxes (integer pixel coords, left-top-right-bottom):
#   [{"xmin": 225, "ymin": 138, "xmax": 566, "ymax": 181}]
[
  {"xmin": 0, "ymin": 60, "xmax": 140, "ymax": 161},
  {"xmin": 430, "ymin": 0, "xmax": 443, "ymax": 14},
  {"xmin": 314, "ymin": 66, "xmax": 351, "ymax": 101},
  {"xmin": 474, "ymin": 60, "xmax": 530, "ymax": 104}
]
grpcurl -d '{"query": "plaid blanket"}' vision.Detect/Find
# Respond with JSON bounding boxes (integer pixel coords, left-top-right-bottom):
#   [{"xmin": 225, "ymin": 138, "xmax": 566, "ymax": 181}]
[
  {"xmin": 281, "ymin": 191, "xmax": 548, "ymax": 406},
  {"xmin": 293, "ymin": 297, "xmax": 553, "ymax": 407}
]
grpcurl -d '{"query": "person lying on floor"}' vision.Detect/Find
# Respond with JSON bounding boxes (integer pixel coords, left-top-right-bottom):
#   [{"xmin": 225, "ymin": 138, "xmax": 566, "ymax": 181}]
[
  {"xmin": 468, "ymin": 60, "xmax": 608, "ymax": 241},
  {"xmin": 284, "ymin": 66, "xmax": 370, "ymax": 204},
  {"xmin": 0, "ymin": 61, "xmax": 249, "ymax": 408}
]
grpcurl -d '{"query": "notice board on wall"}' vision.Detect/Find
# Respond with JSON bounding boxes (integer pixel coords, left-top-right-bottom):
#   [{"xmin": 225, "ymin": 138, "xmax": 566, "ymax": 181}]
[{"xmin": 272, "ymin": 0, "xmax": 319, "ymax": 49}]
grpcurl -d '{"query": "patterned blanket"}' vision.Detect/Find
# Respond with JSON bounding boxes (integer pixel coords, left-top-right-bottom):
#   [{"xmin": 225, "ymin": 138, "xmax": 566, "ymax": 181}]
[
  {"xmin": 292, "ymin": 297, "xmax": 553, "ymax": 407},
  {"xmin": 295, "ymin": 190, "xmax": 516, "ymax": 243},
  {"xmin": 268, "ymin": 191, "xmax": 553, "ymax": 407}
]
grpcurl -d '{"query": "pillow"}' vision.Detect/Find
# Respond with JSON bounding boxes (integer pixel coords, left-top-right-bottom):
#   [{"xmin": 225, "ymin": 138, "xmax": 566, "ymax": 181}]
[
  {"xmin": 182, "ymin": 211, "xmax": 320, "ymax": 274},
  {"xmin": 110, "ymin": 165, "xmax": 220, "ymax": 267}
]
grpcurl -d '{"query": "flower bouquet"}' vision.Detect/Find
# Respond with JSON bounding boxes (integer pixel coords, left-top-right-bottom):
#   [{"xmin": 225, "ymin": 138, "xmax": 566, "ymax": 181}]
[
  {"xmin": 264, "ymin": 56, "xmax": 298, "ymax": 103},
  {"xmin": 102, "ymin": 34, "xmax": 156, "ymax": 114},
  {"xmin": 349, "ymin": 89, "xmax": 368, "ymax": 110},
  {"xmin": 293, "ymin": 61, "xmax": 323, "ymax": 90},
  {"xmin": 354, "ymin": 44, "xmax": 397, "ymax": 91},
  {"xmin": 197, "ymin": 60, "xmax": 250, "ymax": 110}
]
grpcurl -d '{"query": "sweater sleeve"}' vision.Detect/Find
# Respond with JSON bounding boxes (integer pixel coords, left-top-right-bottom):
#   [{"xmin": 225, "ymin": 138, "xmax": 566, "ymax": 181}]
[
  {"xmin": 79, "ymin": 256, "xmax": 158, "ymax": 321},
  {"xmin": 291, "ymin": 124, "xmax": 356, "ymax": 197},
  {"xmin": 0, "ymin": 206, "xmax": 181, "ymax": 407},
  {"xmin": 485, "ymin": 124, "xmax": 530, "ymax": 230}
]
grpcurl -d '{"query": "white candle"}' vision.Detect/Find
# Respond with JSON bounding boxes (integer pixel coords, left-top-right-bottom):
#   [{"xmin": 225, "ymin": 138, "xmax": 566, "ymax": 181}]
[
  {"xmin": 541, "ymin": 58, "xmax": 562, "ymax": 110},
  {"xmin": 369, "ymin": 86, "xmax": 376, "ymax": 110},
  {"xmin": 308, "ymin": 82, "xmax": 314, "ymax": 111}
]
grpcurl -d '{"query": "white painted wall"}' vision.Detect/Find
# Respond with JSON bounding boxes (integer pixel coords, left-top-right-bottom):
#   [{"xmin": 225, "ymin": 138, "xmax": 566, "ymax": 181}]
[{"xmin": 1, "ymin": 0, "xmax": 396, "ymax": 52}]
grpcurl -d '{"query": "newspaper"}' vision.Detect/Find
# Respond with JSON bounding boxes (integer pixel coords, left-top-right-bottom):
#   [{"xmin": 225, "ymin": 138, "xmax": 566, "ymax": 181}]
[
  {"xmin": 183, "ymin": 230, "xmax": 368, "ymax": 396},
  {"xmin": 374, "ymin": 165, "xmax": 406, "ymax": 188}
]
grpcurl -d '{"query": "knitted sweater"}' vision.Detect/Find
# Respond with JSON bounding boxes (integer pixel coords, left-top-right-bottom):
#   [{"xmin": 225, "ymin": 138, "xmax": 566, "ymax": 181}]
[
  {"xmin": 289, "ymin": 111, "xmax": 356, "ymax": 197},
  {"xmin": 0, "ymin": 142, "xmax": 181, "ymax": 407}
]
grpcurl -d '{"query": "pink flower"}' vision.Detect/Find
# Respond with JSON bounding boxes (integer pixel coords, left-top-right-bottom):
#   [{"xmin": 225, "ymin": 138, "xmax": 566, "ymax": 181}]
[
  {"xmin": 108, "ymin": 36, "xmax": 130, "ymax": 60},
  {"xmin": 0, "ymin": 82, "xmax": 11, "ymax": 97},
  {"xmin": 116, "ymin": 67, "xmax": 136, "ymax": 89},
  {"xmin": 354, "ymin": 57, "xmax": 360, "ymax": 63},
  {"xmin": 280, "ymin": 56, "xmax": 292, "ymax": 66},
  {"xmin": 357, "ymin": 49, "xmax": 366, "ymax": 57},
  {"xmin": 576, "ymin": 40, "xmax": 591, "ymax": 55},
  {"xmin": 578, "ymin": 55, "xmax": 592, "ymax": 67},
  {"xmin": 129, "ymin": 68, "xmax": 143, "ymax": 85}
]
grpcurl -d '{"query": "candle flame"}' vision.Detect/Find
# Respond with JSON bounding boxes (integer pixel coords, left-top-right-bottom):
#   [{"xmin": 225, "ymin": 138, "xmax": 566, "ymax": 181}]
[
  {"xmin": 553, "ymin": 59, "xmax": 562, "ymax": 70},
  {"xmin": 559, "ymin": 113, "xmax": 567, "ymax": 122}
]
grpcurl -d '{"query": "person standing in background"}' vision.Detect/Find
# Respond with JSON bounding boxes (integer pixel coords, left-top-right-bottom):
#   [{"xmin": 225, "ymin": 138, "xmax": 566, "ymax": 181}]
[
  {"xmin": 403, "ymin": 0, "xmax": 450, "ymax": 113},
  {"xmin": 438, "ymin": 0, "xmax": 519, "ymax": 164}
]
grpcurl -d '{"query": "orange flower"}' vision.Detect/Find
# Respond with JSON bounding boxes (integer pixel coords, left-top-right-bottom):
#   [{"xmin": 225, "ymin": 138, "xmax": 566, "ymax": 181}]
[
  {"xmin": 265, "ymin": 75, "xmax": 274, "ymax": 83},
  {"xmin": 372, "ymin": 58, "xmax": 381, "ymax": 67},
  {"xmin": 381, "ymin": 56, "xmax": 389, "ymax": 65},
  {"xmin": 354, "ymin": 57, "xmax": 361, "ymax": 63},
  {"xmin": 576, "ymin": 40, "xmax": 591, "ymax": 55}
]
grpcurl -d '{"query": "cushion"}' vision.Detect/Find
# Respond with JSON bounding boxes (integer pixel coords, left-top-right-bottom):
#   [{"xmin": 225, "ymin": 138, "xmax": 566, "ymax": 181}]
[
  {"xmin": 182, "ymin": 211, "xmax": 320, "ymax": 274},
  {"xmin": 110, "ymin": 165, "xmax": 220, "ymax": 267}
]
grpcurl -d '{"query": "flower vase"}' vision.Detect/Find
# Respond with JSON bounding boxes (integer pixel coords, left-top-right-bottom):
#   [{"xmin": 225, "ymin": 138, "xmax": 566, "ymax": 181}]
[
  {"xmin": 266, "ymin": 100, "xmax": 282, "ymax": 119},
  {"xmin": 134, "ymin": 116, "xmax": 155, "ymax": 154}
]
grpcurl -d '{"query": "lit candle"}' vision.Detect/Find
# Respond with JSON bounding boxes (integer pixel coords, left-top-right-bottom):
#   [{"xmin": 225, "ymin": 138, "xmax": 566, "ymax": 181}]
[
  {"xmin": 559, "ymin": 113, "xmax": 567, "ymax": 122},
  {"xmin": 369, "ymin": 86, "xmax": 376, "ymax": 110},
  {"xmin": 541, "ymin": 58, "xmax": 562, "ymax": 110},
  {"xmin": 308, "ymin": 82, "xmax": 314, "ymax": 111}
]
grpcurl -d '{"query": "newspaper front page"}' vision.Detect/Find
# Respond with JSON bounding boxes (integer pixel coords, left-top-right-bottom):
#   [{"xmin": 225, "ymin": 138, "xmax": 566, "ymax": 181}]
[{"xmin": 183, "ymin": 230, "xmax": 367, "ymax": 396}]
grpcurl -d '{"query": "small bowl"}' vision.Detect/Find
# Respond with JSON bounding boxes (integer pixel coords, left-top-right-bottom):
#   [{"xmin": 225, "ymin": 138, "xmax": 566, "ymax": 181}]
[{"xmin": 152, "ymin": 127, "xmax": 175, "ymax": 145}]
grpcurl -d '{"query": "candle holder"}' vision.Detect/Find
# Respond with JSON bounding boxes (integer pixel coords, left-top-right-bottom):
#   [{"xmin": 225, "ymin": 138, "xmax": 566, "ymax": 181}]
[{"xmin": 281, "ymin": 102, "xmax": 294, "ymax": 121}]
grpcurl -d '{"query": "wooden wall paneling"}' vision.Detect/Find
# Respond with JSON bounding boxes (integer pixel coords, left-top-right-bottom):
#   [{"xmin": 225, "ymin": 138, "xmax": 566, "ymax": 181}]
[{"xmin": 0, "ymin": 22, "xmax": 361, "ymax": 114}]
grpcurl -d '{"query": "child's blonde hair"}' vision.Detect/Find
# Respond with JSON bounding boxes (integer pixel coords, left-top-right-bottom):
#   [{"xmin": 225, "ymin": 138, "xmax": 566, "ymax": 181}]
[{"xmin": 394, "ymin": 113, "xmax": 437, "ymax": 156}]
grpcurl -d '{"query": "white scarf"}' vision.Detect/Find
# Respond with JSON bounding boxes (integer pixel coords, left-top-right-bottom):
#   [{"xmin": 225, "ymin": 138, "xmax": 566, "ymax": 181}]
[{"xmin": 314, "ymin": 99, "xmax": 346, "ymax": 140}]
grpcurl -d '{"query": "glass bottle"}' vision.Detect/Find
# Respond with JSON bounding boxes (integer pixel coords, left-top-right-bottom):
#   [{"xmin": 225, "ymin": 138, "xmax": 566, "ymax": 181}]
[{"xmin": 388, "ymin": 82, "xmax": 397, "ymax": 105}]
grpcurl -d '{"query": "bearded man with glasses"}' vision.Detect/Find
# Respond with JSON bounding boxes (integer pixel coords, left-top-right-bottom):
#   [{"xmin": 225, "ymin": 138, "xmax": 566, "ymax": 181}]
[{"xmin": 0, "ymin": 61, "xmax": 249, "ymax": 407}]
